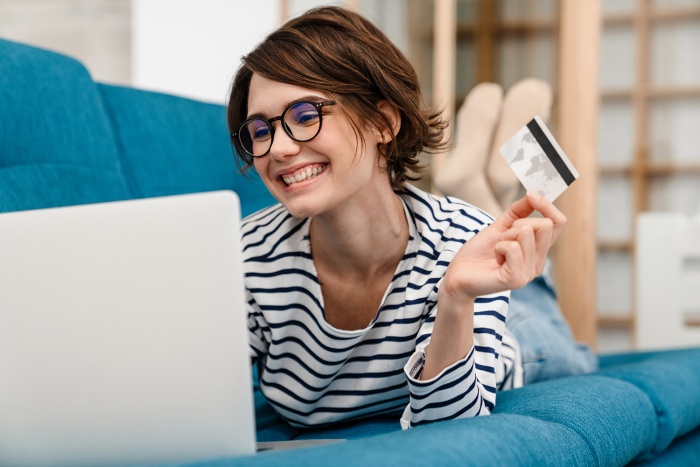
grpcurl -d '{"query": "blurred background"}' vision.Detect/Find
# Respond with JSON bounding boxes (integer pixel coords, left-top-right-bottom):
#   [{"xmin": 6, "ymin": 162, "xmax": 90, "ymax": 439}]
[{"xmin": 2, "ymin": 0, "xmax": 699, "ymax": 354}]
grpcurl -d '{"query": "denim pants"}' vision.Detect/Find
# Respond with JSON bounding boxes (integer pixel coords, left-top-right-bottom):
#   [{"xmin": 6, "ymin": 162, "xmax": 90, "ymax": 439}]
[{"xmin": 505, "ymin": 260, "xmax": 598, "ymax": 384}]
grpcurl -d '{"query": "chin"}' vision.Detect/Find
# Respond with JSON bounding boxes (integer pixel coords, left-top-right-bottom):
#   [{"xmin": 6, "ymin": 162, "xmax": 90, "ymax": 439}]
[
  {"xmin": 282, "ymin": 202, "xmax": 322, "ymax": 219},
  {"xmin": 271, "ymin": 184, "xmax": 330, "ymax": 219}
]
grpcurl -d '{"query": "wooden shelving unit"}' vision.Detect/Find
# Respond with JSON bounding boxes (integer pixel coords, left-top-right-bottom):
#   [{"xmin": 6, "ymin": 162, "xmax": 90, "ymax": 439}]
[
  {"xmin": 596, "ymin": 0, "xmax": 700, "ymax": 351},
  {"xmin": 399, "ymin": 0, "xmax": 700, "ymax": 352},
  {"xmin": 420, "ymin": 0, "xmax": 700, "ymax": 352},
  {"xmin": 412, "ymin": 0, "xmax": 600, "ymax": 348}
]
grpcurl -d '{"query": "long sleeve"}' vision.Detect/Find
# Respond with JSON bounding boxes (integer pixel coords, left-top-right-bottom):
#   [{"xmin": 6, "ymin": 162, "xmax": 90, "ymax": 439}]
[{"xmin": 400, "ymin": 285, "xmax": 513, "ymax": 429}]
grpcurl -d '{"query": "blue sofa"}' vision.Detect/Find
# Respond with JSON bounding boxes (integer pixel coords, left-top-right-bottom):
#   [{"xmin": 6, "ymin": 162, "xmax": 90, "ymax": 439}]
[{"xmin": 2, "ymin": 37, "xmax": 700, "ymax": 466}]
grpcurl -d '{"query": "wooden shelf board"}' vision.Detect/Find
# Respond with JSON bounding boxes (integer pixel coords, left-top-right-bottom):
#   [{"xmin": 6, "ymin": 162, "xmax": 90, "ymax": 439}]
[
  {"xmin": 649, "ymin": 85, "xmax": 700, "ymax": 99},
  {"xmin": 601, "ymin": 86, "xmax": 700, "ymax": 101},
  {"xmin": 455, "ymin": 24, "xmax": 476, "ymax": 39},
  {"xmin": 456, "ymin": 18, "xmax": 556, "ymax": 39},
  {"xmin": 601, "ymin": 89, "xmax": 633, "ymax": 100},
  {"xmin": 598, "ymin": 313, "xmax": 634, "ymax": 328},
  {"xmin": 603, "ymin": 6, "xmax": 700, "ymax": 25},
  {"xmin": 498, "ymin": 18, "xmax": 556, "ymax": 34},
  {"xmin": 645, "ymin": 162, "xmax": 700, "ymax": 175},
  {"xmin": 651, "ymin": 6, "xmax": 700, "ymax": 22},
  {"xmin": 598, "ymin": 239, "xmax": 633, "ymax": 252},
  {"xmin": 603, "ymin": 12, "xmax": 634, "ymax": 26},
  {"xmin": 599, "ymin": 162, "xmax": 700, "ymax": 176},
  {"xmin": 600, "ymin": 164, "xmax": 632, "ymax": 175}
]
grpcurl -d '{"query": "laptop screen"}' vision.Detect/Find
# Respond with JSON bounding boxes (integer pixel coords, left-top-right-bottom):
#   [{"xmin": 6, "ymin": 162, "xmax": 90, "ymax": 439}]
[{"xmin": 0, "ymin": 191, "xmax": 255, "ymax": 465}]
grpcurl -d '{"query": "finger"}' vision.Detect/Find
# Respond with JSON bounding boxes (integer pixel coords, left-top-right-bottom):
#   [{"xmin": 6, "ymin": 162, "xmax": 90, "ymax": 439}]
[
  {"xmin": 500, "ymin": 225, "xmax": 538, "ymax": 278},
  {"xmin": 510, "ymin": 218, "xmax": 553, "ymax": 239},
  {"xmin": 511, "ymin": 217, "xmax": 554, "ymax": 264},
  {"xmin": 526, "ymin": 191, "xmax": 567, "ymax": 240},
  {"xmin": 495, "ymin": 247, "xmax": 506, "ymax": 266},
  {"xmin": 490, "ymin": 196, "xmax": 535, "ymax": 232},
  {"xmin": 494, "ymin": 240, "xmax": 529, "ymax": 289},
  {"xmin": 517, "ymin": 225, "xmax": 539, "ymax": 279}
]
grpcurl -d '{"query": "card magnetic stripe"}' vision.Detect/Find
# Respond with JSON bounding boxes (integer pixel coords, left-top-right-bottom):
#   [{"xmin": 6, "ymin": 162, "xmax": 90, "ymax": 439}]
[{"xmin": 526, "ymin": 118, "xmax": 576, "ymax": 186}]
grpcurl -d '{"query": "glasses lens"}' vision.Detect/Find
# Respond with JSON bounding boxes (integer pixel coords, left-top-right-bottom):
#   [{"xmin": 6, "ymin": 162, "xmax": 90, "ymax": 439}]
[
  {"xmin": 240, "ymin": 118, "xmax": 272, "ymax": 157},
  {"xmin": 284, "ymin": 102, "xmax": 321, "ymax": 142}
]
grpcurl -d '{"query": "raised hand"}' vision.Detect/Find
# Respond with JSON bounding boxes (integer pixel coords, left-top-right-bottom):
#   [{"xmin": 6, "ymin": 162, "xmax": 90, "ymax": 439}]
[{"xmin": 439, "ymin": 191, "xmax": 566, "ymax": 305}]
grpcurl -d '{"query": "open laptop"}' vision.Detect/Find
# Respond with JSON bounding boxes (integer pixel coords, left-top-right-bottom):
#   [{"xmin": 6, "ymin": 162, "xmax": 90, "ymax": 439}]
[{"xmin": 0, "ymin": 191, "xmax": 256, "ymax": 466}]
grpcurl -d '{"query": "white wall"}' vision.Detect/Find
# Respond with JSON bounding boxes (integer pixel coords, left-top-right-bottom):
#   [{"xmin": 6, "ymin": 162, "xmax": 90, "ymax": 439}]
[
  {"xmin": 132, "ymin": 0, "xmax": 278, "ymax": 104},
  {"xmin": 131, "ymin": 0, "xmax": 412, "ymax": 104},
  {"xmin": 0, "ymin": 0, "xmax": 132, "ymax": 86},
  {"xmin": 289, "ymin": 0, "xmax": 410, "ymax": 55}
]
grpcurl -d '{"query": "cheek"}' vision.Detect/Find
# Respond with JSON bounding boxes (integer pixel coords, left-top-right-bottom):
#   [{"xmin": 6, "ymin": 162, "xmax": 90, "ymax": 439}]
[
  {"xmin": 253, "ymin": 157, "xmax": 279, "ymax": 191},
  {"xmin": 329, "ymin": 128, "xmax": 371, "ymax": 169},
  {"xmin": 253, "ymin": 157, "xmax": 270, "ymax": 178}
]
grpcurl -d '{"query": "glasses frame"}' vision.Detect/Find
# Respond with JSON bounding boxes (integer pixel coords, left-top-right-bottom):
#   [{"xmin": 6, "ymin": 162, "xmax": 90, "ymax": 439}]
[{"xmin": 231, "ymin": 100, "xmax": 336, "ymax": 158}]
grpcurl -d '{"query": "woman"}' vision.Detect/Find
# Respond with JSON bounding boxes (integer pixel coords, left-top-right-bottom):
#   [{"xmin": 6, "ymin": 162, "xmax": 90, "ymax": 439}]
[{"xmin": 228, "ymin": 6, "xmax": 591, "ymax": 430}]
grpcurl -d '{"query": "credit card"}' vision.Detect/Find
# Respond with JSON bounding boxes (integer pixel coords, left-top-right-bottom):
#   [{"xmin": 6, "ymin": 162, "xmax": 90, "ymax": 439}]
[{"xmin": 499, "ymin": 115, "xmax": 579, "ymax": 202}]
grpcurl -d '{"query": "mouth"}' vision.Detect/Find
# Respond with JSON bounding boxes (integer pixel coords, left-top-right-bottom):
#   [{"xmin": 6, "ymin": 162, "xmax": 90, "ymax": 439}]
[{"xmin": 280, "ymin": 163, "xmax": 327, "ymax": 187}]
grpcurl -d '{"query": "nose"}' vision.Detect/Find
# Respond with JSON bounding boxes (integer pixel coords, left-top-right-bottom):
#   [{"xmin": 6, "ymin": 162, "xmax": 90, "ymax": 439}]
[{"xmin": 268, "ymin": 121, "xmax": 301, "ymax": 161}]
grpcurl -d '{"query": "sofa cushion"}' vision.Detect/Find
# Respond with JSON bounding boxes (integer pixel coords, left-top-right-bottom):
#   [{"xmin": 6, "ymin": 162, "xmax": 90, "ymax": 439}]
[
  {"xmin": 598, "ymin": 348, "xmax": 700, "ymax": 460},
  {"xmin": 494, "ymin": 375, "xmax": 658, "ymax": 467},
  {"xmin": 0, "ymin": 165, "xmax": 130, "ymax": 214},
  {"xmin": 637, "ymin": 427, "xmax": 700, "ymax": 467},
  {"xmin": 192, "ymin": 413, "xmax": 591, "ymax": 467},
  {"xmin": 0, "ymin": 38, "xmax": 130, "ymax": 212},
  {"xmin": 97, "ymin": 84, "xmax": 276, "ymax": 218},
  {"xmin": 227, "ymin": 373, "xmax": 657, "ymax": 466}
]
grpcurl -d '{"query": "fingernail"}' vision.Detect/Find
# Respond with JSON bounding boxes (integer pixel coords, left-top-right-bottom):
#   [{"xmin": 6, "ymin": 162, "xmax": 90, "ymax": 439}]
[{"xmin": 527, "ymin": 191, "xmax": 544, "ymax": 202}]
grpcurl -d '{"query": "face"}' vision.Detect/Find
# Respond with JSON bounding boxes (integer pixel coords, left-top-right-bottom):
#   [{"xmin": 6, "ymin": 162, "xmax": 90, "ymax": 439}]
[{"xmin": 246, "ymin": 74, "xmax": 390, "ymax": 219}]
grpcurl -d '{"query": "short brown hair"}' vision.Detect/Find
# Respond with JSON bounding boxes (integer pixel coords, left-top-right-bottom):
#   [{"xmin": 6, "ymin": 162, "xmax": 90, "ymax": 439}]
[{"xmin": 228, "ymin": 6, "xmax": 448, "ymax": 188}]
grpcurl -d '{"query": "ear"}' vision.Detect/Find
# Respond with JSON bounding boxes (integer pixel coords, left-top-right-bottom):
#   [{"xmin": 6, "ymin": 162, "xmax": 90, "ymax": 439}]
[{"xmin": 376, "ymin": 100, "xmax": 401, "ymax": 144}]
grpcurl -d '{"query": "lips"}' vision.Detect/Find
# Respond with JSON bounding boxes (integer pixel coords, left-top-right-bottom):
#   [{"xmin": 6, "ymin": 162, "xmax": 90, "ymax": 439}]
[{"xmin": 280, "ymin": 163, "xmax": 327, "ymax": 186}]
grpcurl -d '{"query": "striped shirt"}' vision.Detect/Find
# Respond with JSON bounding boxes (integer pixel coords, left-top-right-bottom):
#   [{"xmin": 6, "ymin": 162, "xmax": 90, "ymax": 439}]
[{"xmin": 241, "ymin": 184, "xmax": 523, "ymax": 429}]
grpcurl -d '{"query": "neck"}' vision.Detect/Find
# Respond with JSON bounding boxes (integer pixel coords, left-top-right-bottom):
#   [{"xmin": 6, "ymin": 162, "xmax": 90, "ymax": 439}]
[{"xmin": 310, "ymin": 183, "xmax": 409, "ymax": 279}]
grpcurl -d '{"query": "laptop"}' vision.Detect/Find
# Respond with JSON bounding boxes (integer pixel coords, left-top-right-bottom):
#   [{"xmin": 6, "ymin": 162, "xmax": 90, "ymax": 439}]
[{"xmin": 0, "ymin": 191, "xmax": 256, "ymax": 466}]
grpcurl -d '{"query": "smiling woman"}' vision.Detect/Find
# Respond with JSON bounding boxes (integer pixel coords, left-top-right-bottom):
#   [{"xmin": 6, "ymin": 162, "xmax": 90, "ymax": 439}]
[
  {"xmin": 227, "ymin": 7, "xmax": 446, "ymax": 189},
  {"xmin": 226, "ymin": 5, "xmax": 594, "ymax": 431}
]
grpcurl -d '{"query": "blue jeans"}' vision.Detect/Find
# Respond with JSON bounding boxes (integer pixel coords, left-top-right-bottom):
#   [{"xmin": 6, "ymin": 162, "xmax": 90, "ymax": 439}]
[{"xmin": 505, "ymin": 260, "xmax": 598, "ymax": 384}]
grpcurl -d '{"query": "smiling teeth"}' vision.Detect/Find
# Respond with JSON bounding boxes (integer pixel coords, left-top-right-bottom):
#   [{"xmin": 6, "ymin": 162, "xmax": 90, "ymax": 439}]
[{"xmin": 283, "ymin": 165, "xmax": 325, "ymax": 186}]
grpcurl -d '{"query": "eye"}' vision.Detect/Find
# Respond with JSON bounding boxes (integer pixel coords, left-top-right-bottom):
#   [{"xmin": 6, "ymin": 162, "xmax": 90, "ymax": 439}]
[
  {"xmin": 246, "ymin": 120, "xmax": 271, "ymax": 141},
  {"xmin": 254, "ymin": 126, "xmax": 271, "ymax": 139},
  {"xmin": 296, "ymin": 112, "xmax": 319, "ymax": 125},
  {"xmin": 289, "ymin": 103, "xmax": 320, "ymax": 126}
]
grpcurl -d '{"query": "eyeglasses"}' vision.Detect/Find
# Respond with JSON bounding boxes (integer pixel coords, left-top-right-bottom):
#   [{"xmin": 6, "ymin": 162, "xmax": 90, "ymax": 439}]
[{"xmin": 232, "ymin": 100, "xmax": 336, "ymax": 158}]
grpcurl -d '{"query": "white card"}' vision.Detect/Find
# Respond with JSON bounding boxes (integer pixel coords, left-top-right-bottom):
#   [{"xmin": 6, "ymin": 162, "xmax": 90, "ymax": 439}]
[{"xmin": 499, "ymin": 115, "xmax": 579, "ymax": 202}]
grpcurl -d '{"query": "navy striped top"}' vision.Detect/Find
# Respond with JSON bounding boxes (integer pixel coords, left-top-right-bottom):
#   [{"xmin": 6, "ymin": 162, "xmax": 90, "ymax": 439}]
[{"xmin": 241, "ymin": 184, "xmax": 523, "ymax": 429}]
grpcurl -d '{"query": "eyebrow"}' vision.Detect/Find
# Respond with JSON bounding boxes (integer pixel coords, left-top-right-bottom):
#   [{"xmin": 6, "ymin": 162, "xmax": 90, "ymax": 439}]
[{"xmin": 246, "ymin": 95, "xmax": 328, "ymax": 120}]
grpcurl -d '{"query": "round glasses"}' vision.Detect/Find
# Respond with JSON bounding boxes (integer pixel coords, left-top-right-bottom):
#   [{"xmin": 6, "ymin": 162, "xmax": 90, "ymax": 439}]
[{"xmin": 232, "ymin": 100, "xmax": 336, "ymax": 158}]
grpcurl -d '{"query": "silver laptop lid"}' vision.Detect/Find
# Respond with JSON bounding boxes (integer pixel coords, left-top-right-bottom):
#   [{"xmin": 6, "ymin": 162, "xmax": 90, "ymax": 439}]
[{"xmin": 0, "ymin": 191, "xmax": 255, "ymax": 466}]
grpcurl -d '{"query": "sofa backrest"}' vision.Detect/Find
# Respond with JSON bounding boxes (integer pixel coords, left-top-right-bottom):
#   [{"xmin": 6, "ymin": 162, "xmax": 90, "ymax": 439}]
[
  {"xmin": 0, "ymin": 38, "xmax": 132, "ymax": 213},
  {"xmin": 0, "ymin": 38, "xmax": 276, "ymax": 217},
  {"xmin": 97, "ymin": 84, "xmax": 275, "ymax": 217}
]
